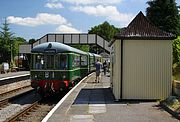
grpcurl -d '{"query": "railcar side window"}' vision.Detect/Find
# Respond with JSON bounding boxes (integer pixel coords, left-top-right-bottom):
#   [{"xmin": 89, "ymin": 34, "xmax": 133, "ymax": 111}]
[
  {"xmin": 72, "ymin": 55, "xmax": 80, "ymax": 68},
  {"xmin": 75, "ymin": 55, "xmax": 80, "ymax": 67},
  {"xmin": 81, "ymin": 55, "xmax": 88, "ymax": 66},
  {"xmin": 34, "ymin": 54, "xmax": 44, "ymax": 69},
  {"xmin": 90, "ymin": 57, "xmax": 94, "ymax": 66}
]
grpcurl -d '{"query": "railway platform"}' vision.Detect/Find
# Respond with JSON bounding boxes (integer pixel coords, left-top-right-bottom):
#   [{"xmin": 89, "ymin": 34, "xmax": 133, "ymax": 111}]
[
  {"xmin": 43, "ymin": 73, "xmax": 178, "ymax": 122},
  {"xmin": 0, "ymin": 71, "xmax": 30, "ymax": 80}
]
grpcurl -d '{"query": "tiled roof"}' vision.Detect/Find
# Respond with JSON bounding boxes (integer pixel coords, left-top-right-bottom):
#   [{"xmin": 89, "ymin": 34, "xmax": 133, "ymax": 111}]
[{"xmin": 114, "ymin": 11, "xmax": 175, "ymax": 40}]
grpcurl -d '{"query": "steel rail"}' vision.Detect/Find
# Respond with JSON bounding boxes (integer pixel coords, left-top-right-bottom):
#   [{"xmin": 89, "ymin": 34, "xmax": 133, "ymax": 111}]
[
  {"xmin": 6, "ymin": 101, "xmax": 39, "ymax": 122},
  {"xmin": 0, "ymin": 84, "xmax": 32, "ymax": 97}
]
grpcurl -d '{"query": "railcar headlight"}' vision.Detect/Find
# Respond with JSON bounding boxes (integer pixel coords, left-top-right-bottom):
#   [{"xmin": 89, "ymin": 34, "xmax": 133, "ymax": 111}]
[
  {"xmin": 34, "ymin": 75, "xmax": 37, "ymax": 78},
  {"xmin": 45, "ymin": 72, "xmax": 49, "ymax": 78},
  {"xmin": 63, "ymin": 75, "xmax": 66, "ymax": 79}
]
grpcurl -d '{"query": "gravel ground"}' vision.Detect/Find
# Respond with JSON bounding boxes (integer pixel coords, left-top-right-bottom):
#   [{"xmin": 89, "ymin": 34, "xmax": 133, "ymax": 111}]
[
  {"xmin": 0, "ymin": 103, "xmax": 27, "ymax": 122},
  {"xmin": 0, "ymin": 91, "xmax": 40, "ymax": 122},
  {"xmin": 0, "ymin": 80, "xmax": 30, "ymax": 95}
]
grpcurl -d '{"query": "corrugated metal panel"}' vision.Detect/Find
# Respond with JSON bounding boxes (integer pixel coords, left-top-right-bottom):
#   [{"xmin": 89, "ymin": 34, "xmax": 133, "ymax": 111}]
[
  {"xmin": 122, "ymin": 40, "xmax": 172, "ymax": 99},
  {"xmin": 112, "ymin": 40, "xmax": 121, "ymax": 100}
]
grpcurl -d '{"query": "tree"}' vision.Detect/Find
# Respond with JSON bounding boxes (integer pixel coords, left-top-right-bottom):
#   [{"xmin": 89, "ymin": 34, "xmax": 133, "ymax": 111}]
[
  {"xmin": 29, "ymin": 38, "xmax": 36, "ymax": 44},
  {"xmin": 88, "ymin": 21, "xmax": 121, "ymax": 53},
  {"xmin": 146, "ymin": 0, "xmax": 180, "ymax": 35},
  {"xmin": 173, "ymin": 37, "xmax": 180, "ymax": 64},
  {"xmin": 88, "ymin": 21, "xmax": 121, "ymax": 41},
  {"xmin": 0, "ymin": 18, "xmax": 14, "ymax": 64},
  {"xmin": 71, "ymin": 45, "xmax": 89, "ymax": 52},
  {"xmin": 13, "ymin": 37, "xmax": 26, "ymax": 57}
]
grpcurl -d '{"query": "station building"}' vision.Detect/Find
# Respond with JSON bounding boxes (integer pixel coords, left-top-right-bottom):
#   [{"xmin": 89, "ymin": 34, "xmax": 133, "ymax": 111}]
[{"xmin": 110, "ymin": 12, "xmax": 176, "ymax": 100}]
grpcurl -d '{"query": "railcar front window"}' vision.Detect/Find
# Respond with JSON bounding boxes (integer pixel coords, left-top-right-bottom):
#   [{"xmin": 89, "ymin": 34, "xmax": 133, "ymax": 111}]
[
  {"xmin": 34, "ymin": 54, "xmax": 44, "ymax": 69},
  {"xmin": 46, "ymin": 55, "xmax": 54, "ymax": 69}
]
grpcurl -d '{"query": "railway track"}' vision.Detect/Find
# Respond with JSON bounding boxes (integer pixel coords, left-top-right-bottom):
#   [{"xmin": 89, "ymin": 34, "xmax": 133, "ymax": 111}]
[
  {"xmin": 0, "ymin": 85, "xmax": 63, "ymax": 122},
  {"xmin": 6, "ymin": 99, "xmax": 55, "ymax": 122},
  {"xmin": 0, "ymin": 88, "xmax": 39, "ymax": 122},
  {"xmin": 0, "ymin": 85, "xmax": 32, "ymax": 97},
  {"xmin": 0, "ymin": 86, "xmax": 34, "ymax": 109},
  {"xmin": 6, "ymin": 101, "xmax": 39, "ymax": 122},
  {"xmin": 0, "ymin": 99, "xmax": 8, "ymax": 108}
]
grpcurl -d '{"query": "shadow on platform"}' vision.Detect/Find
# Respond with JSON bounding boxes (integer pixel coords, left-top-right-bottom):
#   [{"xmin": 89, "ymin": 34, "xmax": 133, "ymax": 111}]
[
  {"xmin": 73, "ymin": 88, "xmax": 157, "ymax": 105},
  {"xmin": 73, "ymin": 88, "xmax": 115, "ymax": 104}
]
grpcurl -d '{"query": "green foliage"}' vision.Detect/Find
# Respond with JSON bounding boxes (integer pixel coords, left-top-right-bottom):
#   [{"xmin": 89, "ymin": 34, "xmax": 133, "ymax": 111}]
[
  {"xmin": 29, "ymin": 38, "xmax": 36, "ymax": 44},
  {"xmin": 173, "ymin": 37, "xmax": 180, "ymax": 64},
  {"xmin": 0, "ymin": 19, "xmax": 14, "ymax": 63},
  {"xmin": 88, "ymin": 21, "xmax": 121, "ymax": 53},
  {"xmin": 88, "ymin": 21, "xmax": 121, "ymax": 41},
  {"xmin": 146, "ymin": 0, "xmax": 180, "ymax": 35},
  {"xmin": 71, "ymin": 45, "xmax": 89, "ymax": 52},
  {"xmin": 0, "ymin": 19, "xmax": 26, "ymax": 64},
  {"xmin": 13, "ymin": 37, "xmax": 26, "ymax": 57}
]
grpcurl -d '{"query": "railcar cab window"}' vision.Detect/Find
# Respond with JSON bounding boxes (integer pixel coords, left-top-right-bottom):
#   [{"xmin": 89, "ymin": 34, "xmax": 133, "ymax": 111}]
[
  {"xmin": 56, "ymin": 54, "xmax": 68, "ymax": 70},
  {"xmin": 81, "ymin": 55, "xmax": 88, "ymax": 66},
  {"xmin": 34, "ymin": 55, "xmax": 44, "ymax": 69},
  {"xmin": 46, "ymin": 55, "xmax": 54, "ymax": 69}
]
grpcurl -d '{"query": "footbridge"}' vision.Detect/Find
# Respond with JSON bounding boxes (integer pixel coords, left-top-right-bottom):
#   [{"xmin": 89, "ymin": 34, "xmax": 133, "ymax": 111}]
[{"xmin": 19, "ymin": 33, "xmax": 110, "ymax": 54}]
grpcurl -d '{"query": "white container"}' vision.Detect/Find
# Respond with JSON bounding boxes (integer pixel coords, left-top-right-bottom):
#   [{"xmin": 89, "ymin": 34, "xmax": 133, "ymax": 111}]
[{"xmin": 2, "ymin": 62, "xmax": 9, "ymax": 71}]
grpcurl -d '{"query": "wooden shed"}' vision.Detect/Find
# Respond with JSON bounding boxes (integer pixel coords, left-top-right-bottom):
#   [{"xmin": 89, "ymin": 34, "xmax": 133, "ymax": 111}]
[{"xmin": 110, "ymin": 12, "xmax": 175, "ymax": 100}]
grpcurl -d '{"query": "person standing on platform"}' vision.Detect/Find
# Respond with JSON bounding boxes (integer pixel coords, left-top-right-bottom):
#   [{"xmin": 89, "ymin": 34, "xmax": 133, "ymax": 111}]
[
  {"xmin": 103, "ymin": 60, "xmax": 107, "ymax": 75},
  {"xmin": 95, "ymin": 59, "xmax": 101, "ymax": 83}
]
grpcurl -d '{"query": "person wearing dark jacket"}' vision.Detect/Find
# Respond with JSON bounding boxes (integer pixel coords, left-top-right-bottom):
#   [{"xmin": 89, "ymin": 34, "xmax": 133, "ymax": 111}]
[
  {"xmin": 95, "ymin": 59, "xmax": 102, "ymax": 83},
  {"xmin": 103, "ymin": 60, "xmax": 107, "ymax": 75}
]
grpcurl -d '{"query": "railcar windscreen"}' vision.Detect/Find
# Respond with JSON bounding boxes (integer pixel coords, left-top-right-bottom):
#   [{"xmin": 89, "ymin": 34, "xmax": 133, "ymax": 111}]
[
  {"xmin": 46, "ymin": 55, "xmax": 55, "ymax": 69},
  {"xmin": 33, "ymin": 54, "xmax": 44, "ymax": 69}
]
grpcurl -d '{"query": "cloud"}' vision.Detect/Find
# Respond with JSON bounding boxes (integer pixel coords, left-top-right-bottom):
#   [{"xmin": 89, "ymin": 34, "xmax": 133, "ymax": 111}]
[
  {"xmin": 56, "ymin": 25, "xmax": 81, "ymax": 33},
  {"xmin": 7, "ymin": 13, "xmax": 68, "ymax": 26},
  {"xmin": 45, "ymin": 2, "xmax": 63, "ymax": 9},
  {"xmin": 71, "ymin": 5, "xmax": 134, "ymax": 26},
  {"xmin": 61, "ymin": 0, "xmax": 122, "ymax": 5},
  {"xmin": 7, "ymin": 13, "xmax": 81, "ymax": 34}
]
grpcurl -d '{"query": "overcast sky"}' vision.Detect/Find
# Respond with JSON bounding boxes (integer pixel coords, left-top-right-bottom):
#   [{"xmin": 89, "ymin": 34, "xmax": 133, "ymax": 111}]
[{"xmin": 0, "ymin": 0, "xmax": 179, "ymax": 41}]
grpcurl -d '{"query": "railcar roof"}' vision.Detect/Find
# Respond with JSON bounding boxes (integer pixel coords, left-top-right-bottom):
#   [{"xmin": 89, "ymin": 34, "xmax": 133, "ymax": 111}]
[
  {"xmin": 31, "ymin": 42, "xmax": 87, "ymax": 55},
  {"xmin": 92, "ymin": 53, "xmax": 102, "ymax": 57},
  {"xmin": 88, "ymin": 52, "xmax": 93, "ymax": 56}
]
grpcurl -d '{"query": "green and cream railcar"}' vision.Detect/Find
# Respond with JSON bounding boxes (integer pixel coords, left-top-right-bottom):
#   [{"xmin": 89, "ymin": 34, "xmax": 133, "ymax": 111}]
[{"xmin": 30, "ymin": 42, "xmax": 88, "ymax": 95}]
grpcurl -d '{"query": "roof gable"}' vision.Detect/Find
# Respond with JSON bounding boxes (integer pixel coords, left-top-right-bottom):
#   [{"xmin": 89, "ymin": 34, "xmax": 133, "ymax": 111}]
[{"xmin": 115, "ymin": 11, "xmax": 175, "ymax": 40}]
